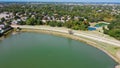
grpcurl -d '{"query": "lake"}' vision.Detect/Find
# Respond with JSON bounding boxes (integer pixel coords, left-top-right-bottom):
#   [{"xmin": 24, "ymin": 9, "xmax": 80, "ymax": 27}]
[{"xmin": 0, "ymin": 32, "xmax": 117, "ymax": 68}]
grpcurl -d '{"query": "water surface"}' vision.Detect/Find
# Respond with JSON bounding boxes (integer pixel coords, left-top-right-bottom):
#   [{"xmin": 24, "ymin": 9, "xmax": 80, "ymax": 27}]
[{"xmin": 0, "ymin": 32, "xmax": 117, "ymax": 68}]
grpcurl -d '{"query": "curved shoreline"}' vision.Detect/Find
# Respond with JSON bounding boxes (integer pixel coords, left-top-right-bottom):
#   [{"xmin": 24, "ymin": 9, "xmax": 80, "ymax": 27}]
[{"xmin": 12, "ymin": 25, "xmax": 120, "ymax": 68}]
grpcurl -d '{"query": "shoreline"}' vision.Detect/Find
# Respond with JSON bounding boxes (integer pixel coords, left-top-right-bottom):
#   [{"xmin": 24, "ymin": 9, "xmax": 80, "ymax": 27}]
[
  {"xmin": 21, "ymin": 29, "xmax": 120, "ymax": 64},
  {"xmin": 12, "ymin": 25, "xmax": 120, "ymax": 68}
]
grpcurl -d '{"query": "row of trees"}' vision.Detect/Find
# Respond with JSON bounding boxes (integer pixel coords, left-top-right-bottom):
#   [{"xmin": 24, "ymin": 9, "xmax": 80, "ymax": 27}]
[{"xmin": 19, "ymin": 16, "xmax": 89, "ymax": 30}]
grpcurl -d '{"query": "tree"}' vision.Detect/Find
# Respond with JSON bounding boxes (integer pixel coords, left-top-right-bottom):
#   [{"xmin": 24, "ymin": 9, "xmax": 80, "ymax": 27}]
[
  {"xmin": 26, "ymin": 17, "xmax": 35, "ymax": 25},
  {"xmin": 1, "ymin": 17, "xmax": 5, "ymax": 22},
  {"xmin": 48, "ymin": 21, "xmax": 56, "ymax": 27},
  {"xmin": 36, "ymin": 19, "xmax": 43, "ymax": 25},
  {"xmin": 14, "ymin": 16, "xmax": 20, "ymax": 20},
  {"xmin": 65, "ymin": 20, "xmax": 73, "ymax": 28},
  {"xmin": 72, "ymin": 25, "xmax": 80, "ymax": 30},
  {"xmin": 79, "ymin": 22, "xmax": 88, "ymax": 30},
  {"xmin": 0, "ymin": 22, "xmax": 2, "ymax": 24},
  {"xmin": 18, "ymin": 20, "xmax": 26, "ymax": 25},
  {"xmin": 56, "ymin": 22, "xmax": 63, "ymax": 27}
]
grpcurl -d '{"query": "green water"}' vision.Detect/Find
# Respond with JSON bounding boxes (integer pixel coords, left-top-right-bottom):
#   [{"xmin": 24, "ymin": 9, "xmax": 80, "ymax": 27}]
[{"xmin": 0, "ymin": 32, "xmax": 117, "ymax": 68}]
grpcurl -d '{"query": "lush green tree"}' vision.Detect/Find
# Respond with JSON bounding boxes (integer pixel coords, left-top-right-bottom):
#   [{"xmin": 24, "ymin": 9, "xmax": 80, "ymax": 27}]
[
  {"xmin": 56, "ymin": 22, "xmax": 63, "ymax": 27},
  {"xmin": 48, "ymin": 21, "xmax": 56, "ymax": 27},
  {"xmin": 26, "ymin": 17, "xmax": 35, "ymax": 25},
  {"xmin": 65, "ymin": 21, "xmax": 73, "ymax": 28},
  {"xmin": 18, "ymin": 20, "xmax": 26, "ymax": 25},
  {"xmin": 36, "ymin": 19, "xmax": 43, "ymax": 25},
  {"xmin": 72, "ymin": 25, "xmax": 80, "ymax": 30}
]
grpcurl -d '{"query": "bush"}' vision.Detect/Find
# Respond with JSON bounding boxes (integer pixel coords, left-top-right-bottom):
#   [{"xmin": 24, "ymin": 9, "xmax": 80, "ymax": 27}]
[
  {"xmin": 49, "ymin": 21, "xmax": 56, "ymax": 27},
  {"xmin": 108, "ymin": 29, "xmax": 120, "ymax": 40},
  {"xmin": 56, "ymin": 22, "xmax": 63, "ymax": 27}
]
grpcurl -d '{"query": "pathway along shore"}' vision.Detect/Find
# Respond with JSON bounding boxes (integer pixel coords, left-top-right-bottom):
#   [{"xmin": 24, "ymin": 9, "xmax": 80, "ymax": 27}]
[
  {"xmin": 11, "ymin": 25, "xmax": 120, "ymax": 46},
  {"xmin": 11, "ymin": 25, "xmax": 120, "ymax": 68}
]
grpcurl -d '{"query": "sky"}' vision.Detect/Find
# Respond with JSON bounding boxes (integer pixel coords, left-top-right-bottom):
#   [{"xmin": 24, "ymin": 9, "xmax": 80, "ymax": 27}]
[{"xmin": 0, "ymin": 0, "xmax": 120, "ymax": 2}]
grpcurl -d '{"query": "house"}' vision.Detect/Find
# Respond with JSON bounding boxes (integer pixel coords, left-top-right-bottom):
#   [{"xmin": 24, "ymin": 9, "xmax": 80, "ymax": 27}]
[
  {"xmin": 11, "ymin": 20, "xmax": 18, "ymax": 25},
  {"xmin": 51, "ymin": 16, "xmax": 55, "ymax": 21},
  {"xmin": 0, "ymin": 24, "xmax": 5, "ymax": 29},
  {"xmin": 11, "ymin": 19, "xmax": 22, "ymax": 25},
  {"xmin": 21, "ymin": 17, "xmax": 27, "ymax": 21}
]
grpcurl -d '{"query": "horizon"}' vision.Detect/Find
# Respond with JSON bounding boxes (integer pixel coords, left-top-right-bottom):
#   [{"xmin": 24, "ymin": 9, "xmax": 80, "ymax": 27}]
[{"xmin": 0, "ymin": 0, "xmax": 120, "ymax": 3}]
